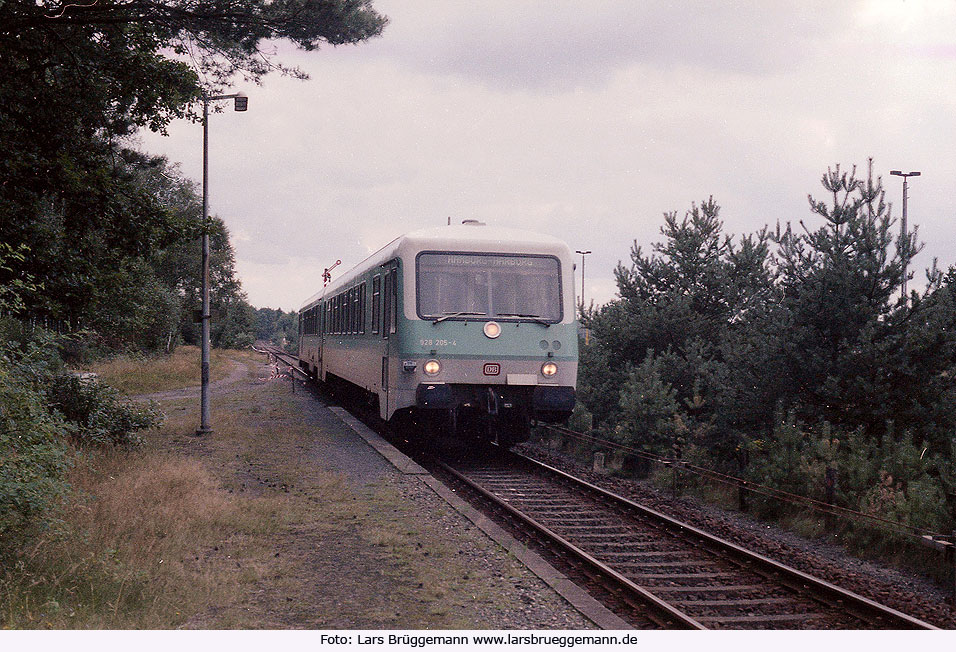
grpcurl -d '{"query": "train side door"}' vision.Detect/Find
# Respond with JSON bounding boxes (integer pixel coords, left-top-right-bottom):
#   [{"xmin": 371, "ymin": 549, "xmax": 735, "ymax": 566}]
[{"xmin": 379, "ymin": 264, "xmax": 398, "ymax": 419}]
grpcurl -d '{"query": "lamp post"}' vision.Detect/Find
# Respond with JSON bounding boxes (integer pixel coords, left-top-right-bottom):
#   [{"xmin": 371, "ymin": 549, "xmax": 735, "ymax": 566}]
[
  {"xmin": 575, "ymin": 250, "xmax": 591, "ymax": 309},
  {"xmin": 197, "ymin": 91, "xmax": 248, "ymax": 436},
  {"xmin": 889, "ymin": 169, "xmax": 920, "ymax": 304}
]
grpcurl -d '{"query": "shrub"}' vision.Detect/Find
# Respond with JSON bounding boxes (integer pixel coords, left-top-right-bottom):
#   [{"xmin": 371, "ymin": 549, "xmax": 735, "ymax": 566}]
[
  {"xmin": 0, "ymin": 363, "xmax": 71, "ymax": 542},
  {"xmin": 0, "ymin": 319, "xmax": 164, "ymax": 547},
  {"xmin": 614, "ymin": 355, "xmax": 683, "ymax": 454},
  {"xmin": 48, "ymin": 376, "xmax": 163, "ymax": 447}
]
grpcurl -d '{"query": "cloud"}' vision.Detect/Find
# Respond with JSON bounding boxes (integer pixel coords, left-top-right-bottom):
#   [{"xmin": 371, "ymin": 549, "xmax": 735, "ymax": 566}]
[
  {"xmin": 139, "ymin": 1, "xmax": 956, "ymax": 311},
  {"xmin": 364, "ymin": 1, "xmax": 856, "ymax": 90}
]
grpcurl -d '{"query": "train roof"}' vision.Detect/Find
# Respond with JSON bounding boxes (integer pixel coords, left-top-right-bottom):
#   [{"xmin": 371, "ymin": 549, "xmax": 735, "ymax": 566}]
[{"xmin": 300, "ymin": 222, "xmax": 573, "ymax": 310}]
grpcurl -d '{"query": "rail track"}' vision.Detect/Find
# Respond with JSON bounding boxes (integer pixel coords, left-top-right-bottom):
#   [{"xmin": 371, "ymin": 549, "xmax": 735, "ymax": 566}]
[
  {"xmin": 257, "ymin": 345, "xmax": 308, "ymax": 378},
  {"xmin": 258, "ymin": 345, "xmax": 937, "ymax": 630},
  {"xmin": 432, "ymin": 451, "xmax": 937, "ymax": 630}
]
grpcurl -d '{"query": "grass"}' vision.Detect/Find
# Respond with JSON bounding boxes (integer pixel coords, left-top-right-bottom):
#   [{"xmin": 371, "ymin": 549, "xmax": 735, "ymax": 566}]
[
  {"xmin": 77, "ymin": 346, "xmax": 260, "ymax": 395},
  {"xmin": 4, "ymin": 349, "xmax": 573, "ymax": 629},
  {"xmin": 0, "ymin": 448, "xmax": 287, "ymax": 628}
]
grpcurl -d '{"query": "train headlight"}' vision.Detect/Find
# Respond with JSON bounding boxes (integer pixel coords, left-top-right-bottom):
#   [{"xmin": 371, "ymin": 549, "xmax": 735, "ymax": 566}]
[
  {"xmin": 541, "ymin": 361, "xmax": 558, "ymax": 377},
  {"xmin": 483, "ymin": 321, "xmax": 501, "ymax": 339},
  {"xmin": 424, "ymin": 359, "xmax": 441, "ymax": 376}
]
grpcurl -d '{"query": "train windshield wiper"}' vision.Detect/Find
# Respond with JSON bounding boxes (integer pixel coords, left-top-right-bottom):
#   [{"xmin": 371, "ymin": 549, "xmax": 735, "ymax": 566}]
[
  {"xmin": 432, "ymin": 311, "xmax": 487, "ymax": 324},
  {"xmin": 497, "ymin": 313, "xmax": 551, "ymax": 326}
]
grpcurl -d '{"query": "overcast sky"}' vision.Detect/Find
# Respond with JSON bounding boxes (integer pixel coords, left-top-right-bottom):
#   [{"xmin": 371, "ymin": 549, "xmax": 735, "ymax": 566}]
[{"xmin": 140, "ymin": 0, "xmax": 956, "ymax": 312}]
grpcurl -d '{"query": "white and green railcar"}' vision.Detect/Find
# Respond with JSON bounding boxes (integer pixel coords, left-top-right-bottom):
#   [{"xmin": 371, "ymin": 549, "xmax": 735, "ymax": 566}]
[{"xmin": 298, "ymin": 221, "xmax": 578, "ymax": 446}]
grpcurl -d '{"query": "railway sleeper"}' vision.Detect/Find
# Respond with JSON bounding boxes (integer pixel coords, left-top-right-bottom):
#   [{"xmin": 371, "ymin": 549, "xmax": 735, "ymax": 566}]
[
  {"xmin": 652, "ymin": 584, "xmax": 765, "ymax": 594},
  {"xmin": 694, "ymin": 613, "xmax": 824, "ymax": 625},
  {"xmin": 674, "ymin": 597, "xmax": 797, "ymax": 609}
]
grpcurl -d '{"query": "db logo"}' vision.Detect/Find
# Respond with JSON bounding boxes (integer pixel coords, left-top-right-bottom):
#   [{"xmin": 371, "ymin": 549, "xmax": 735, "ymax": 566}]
[{"xmin": 483, "ymin": 363, "xmax": 501, "ymax": 376}]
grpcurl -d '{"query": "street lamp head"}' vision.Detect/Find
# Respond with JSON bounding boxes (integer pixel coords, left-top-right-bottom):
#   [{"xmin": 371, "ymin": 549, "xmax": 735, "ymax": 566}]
[
  {"xmin": 233, "ymin": 92, "xmax": 248, "ymax": 112},
  {"xmin": 890, "ymin": 170, "xmax": 903, "ymax": 176},
  {"xmin": 890, "ymin": 170, "xmax": 920, "ymax": 177},
  {"xmin": 909, "ymin": 171, "xmax": 921, "ymax": 176}
]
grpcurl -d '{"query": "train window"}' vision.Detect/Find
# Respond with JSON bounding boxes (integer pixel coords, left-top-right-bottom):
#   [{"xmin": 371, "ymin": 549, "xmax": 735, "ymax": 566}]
[
  {"xmin": 359, "ymin": 282, "xmax": 367, "ymax": 334},
  {"xmin": 352, "ymin": 287, "xmax": 359, "ymax": 333},
  {"xmin": 389, "ymin": 268, "xmax": 397, "ymax": 334},
  {"xmin": 334, "ymin": 294, "xmax": 340, "ymax": 334},
  {"xmin": 371, "ymin": 275, "xmax": 381, "ymax": 334},
  {"xmin": 417, "ymin": 253, "xmax": 562, "ymax": 322},
  {"xmin": 339, "ymin": 293, "xmax": 345, "ymax": 334},
  {"xmin": 353, "ymin": 286, "xmax": 360, "ymax": 334},
  {"xmin": 382, "ymin": 272, "xmax": 391, "ymax": 340}
]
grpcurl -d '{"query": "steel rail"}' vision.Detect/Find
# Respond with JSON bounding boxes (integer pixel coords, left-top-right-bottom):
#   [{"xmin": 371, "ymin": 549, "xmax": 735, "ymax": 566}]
[
  {"xmin": 511, "ymin": 450, "xmax": 938, "ymax": 630},
  {"xmin": 259, "ymin": 345, "xmax": 311, "ymax": 380},
  {"xmin": 435, "ymin": 460, "xmax": 706, "ymax": 630}
]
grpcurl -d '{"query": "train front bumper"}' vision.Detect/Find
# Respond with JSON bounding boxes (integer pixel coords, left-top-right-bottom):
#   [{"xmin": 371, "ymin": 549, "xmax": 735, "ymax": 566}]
[{"xmin": 415, "ymin": 383, "xmax": 575, "ymax": 423}]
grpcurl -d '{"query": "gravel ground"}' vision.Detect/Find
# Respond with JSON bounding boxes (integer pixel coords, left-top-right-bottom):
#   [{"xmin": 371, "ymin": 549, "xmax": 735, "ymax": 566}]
[
  {"xmin": 381, "ymin": 474, "xmax": 595, "ymax": 630},
  {"xmin": 517, "ymin": 441, "xmax": 956, "ymax": 629},
  {"xmin": 151, "ymin": 358, "xmax": 595, "ymax": 630}
]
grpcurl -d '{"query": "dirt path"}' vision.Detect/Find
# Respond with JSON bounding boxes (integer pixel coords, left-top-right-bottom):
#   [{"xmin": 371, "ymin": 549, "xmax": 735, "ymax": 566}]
[
  {"xmin": 134, "ymin": 360, "xmax": 250, "ymax": 402},
  {"xmin": 149, "ymin": 355, "xmax": 593, "ymax": 629}
]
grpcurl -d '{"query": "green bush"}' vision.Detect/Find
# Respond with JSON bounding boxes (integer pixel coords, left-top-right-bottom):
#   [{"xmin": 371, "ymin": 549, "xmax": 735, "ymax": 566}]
[
  {"xmin": 742, "ymin": 413, "xmax": 953, "ymax": 534},
  {"xmin": 613, "ymin": 354, "xmax": 683, "ymax": 455},
  {"xmin": 0, "ymin": 363, "xmax": 71, "ymax": 541},
  {"xmin": 0, "ymin": 319, "xmax": 164, "ymax": 547},
  {"xmin": 49, "ymin": 376, "xmax": 163, "ymax": 447},
  {"xmin": 567, "ymin": 401, "xmax": 594, "ymax": 433}
]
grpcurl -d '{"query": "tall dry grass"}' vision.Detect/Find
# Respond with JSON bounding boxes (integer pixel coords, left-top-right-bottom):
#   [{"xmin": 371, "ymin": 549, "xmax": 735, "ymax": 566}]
[
  {"xmin": 78, "ymin": 346, "xmax": 258, "ymax": 395},
  {"xmin": 0, "ymin": 448, "xmax": 283, "ymax": 629}
]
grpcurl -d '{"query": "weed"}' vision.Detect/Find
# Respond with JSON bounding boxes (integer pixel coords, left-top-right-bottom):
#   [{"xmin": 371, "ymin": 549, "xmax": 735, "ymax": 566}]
[
  {"xmin": 0, "ymin": 449, "xmax": 284, "ymax": 628},
  {"xmin": 77, "ymin": 347, "xmax": 258, "ymax": 395}
]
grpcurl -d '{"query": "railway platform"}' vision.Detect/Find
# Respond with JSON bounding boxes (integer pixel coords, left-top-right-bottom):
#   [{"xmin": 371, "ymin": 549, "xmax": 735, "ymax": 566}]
[{"xmin": 145, "ymin": 351, "xmax": 604, "ymax": 629}]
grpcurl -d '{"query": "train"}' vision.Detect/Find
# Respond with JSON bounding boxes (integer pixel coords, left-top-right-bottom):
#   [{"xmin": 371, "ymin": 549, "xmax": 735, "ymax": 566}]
[{"xmin": 298, "ymin": 220, "xmax": 578, "ymax": 447}]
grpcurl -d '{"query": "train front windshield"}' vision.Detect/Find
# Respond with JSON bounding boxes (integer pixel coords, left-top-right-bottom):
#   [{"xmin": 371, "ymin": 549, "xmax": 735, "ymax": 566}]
[{"xmin": 417, "ymin": 253, "xmax": 562, "ymax": 322}]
